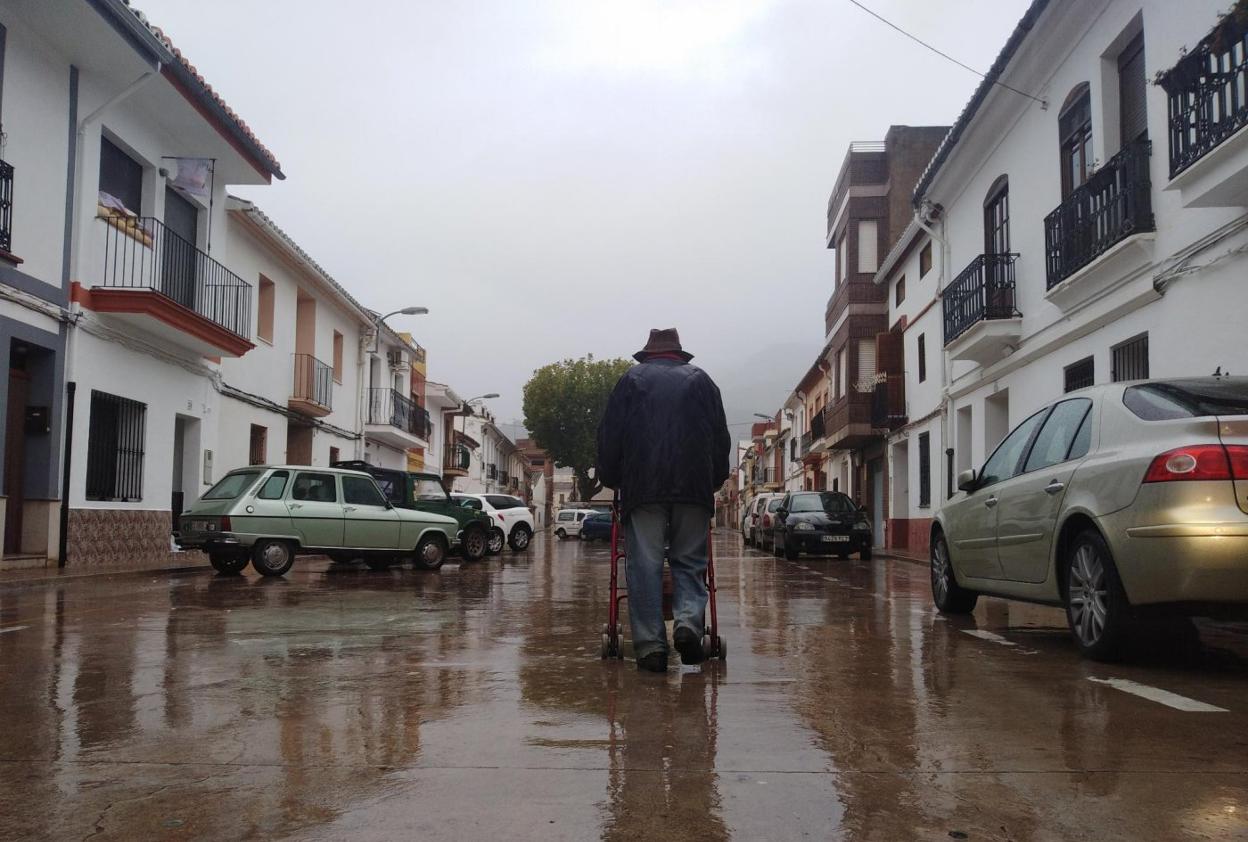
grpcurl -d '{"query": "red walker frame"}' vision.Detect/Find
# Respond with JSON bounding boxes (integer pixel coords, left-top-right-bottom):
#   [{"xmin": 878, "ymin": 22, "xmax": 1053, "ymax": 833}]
[{"xmin": 600, "ymin": 498, "xmax": 725, "ymax": 661}]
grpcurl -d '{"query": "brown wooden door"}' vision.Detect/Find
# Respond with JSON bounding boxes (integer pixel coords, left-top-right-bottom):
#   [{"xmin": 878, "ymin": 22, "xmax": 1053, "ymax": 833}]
[{"xmin": 4, "ymin": 370, "xmax": 28, "ymax": 554}]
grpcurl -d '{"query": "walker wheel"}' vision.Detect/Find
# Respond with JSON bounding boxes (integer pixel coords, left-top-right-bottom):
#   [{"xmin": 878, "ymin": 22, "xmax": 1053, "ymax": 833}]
[
  {"xmin": 701, "ymin": 634, "xmax": 713, "ymax": 658},
  {"xmin": 600, "ymin": 633, "xmax": 611, "ymax": 659},
  {"xmin": 717, "ymin": 636, "xmax": 726, "ymax": 660}
]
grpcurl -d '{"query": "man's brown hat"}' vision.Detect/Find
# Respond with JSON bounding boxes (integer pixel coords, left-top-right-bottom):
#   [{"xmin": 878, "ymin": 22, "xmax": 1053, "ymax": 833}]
[{"xmin": 634, "ymin": 328, "xmax": 693, "ymax": 362}]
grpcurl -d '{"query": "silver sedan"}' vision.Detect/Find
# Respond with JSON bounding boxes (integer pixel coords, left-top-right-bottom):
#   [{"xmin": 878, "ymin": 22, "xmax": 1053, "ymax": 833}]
[{"xmin": 931, "ymin": 377, "xmax": 1248, "ymax": 660}]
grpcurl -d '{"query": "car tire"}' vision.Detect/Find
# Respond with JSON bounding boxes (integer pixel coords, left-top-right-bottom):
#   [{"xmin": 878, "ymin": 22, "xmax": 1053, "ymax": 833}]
[
  {"xmin": 412, "ymin": 534, "xmax": 447, "ymax": 571},
  {"xmin": 772, "ymin": 535, "xmax": 783, "ymax": 558},
  {"xmin": 487, "ymin": 528, "xmax": 505, "ymax": 555},
  {"xmin": 251, "ymin": 539, "xmax": 294, "ymax": 577},
  {"xmin": 930, "ymin": 531, "xmax": 977, "ymax": 614},
  {"xmin": 860, "ymin": 548, "xmax": 873, "ymax": 561},
  {"xmin": 555, "ymin": 528, "xmax": 567, "ymax": 540},
  {"xmin": 209, "ymin": 552, "xmax": 247, "ymax": 575},
  {"xmin": 509, "ymin": 524, "xmax": 532, "ymax": 551},
  {"xmin": 1065, "ymin": 528, "xmax": 1132, "ymax": 661},
  {"xmin": 461, "ymin": 525, "xmax": 487, "ymax": 562}
]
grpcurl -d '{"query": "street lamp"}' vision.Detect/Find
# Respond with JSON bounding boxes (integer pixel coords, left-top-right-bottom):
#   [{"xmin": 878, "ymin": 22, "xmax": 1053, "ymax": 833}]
[
  {"xmin": 371, "ymin": 306, "xmax": 428, "ymax": 352},
  {"xmin": 753, "ymin": 412, "xmax": 773, "ymax": 421}
]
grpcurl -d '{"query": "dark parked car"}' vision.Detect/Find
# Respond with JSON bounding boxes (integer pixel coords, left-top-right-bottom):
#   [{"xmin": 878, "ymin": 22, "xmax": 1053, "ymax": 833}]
[
  {"xmin": 580, "ymin": 511, "xmax": 614, "ymax": 542},
  {"xmin": 331, "ymin": 461, "xmax": 491, "ymax": 560},
  {"xmin": 772, "ymin": 490, "xmax": 872, "ymax": 561}
]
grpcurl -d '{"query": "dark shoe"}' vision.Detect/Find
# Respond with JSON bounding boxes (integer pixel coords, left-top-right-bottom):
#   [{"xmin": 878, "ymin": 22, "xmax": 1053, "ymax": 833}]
[
  {"xmin": 636, "ymin": 651, "xmax": 668, "ymax": 672},
  {"xmin": 674, "ymin": 626, "xmax": 705, "ymax": 665}
]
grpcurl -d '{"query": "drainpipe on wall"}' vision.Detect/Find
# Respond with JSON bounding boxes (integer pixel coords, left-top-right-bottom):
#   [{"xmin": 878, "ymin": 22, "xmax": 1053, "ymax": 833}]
[{"xmin": 913, "ymin": 203, "xmax": 953, "ymax": 505}]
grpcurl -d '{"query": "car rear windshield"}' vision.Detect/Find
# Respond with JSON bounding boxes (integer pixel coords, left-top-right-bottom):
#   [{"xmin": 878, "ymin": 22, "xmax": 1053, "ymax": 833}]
[
  {"xmin": 1124, "ymin": 380, "xmax": 1248, "ymax": 420},
  {"xmin": 487, "ymin": 495, "xmax": 524, "ymax": 510},
  {"xmin": 788, "ymin": 492, "xmax": 856, "ymax": 513},
  {"xmin": 411, "ymin": 477, "xmax": 447, "ymax": 501},
  {"xmin": 202, "ymin": 471, "xmax": 261, "ymax": 500}
]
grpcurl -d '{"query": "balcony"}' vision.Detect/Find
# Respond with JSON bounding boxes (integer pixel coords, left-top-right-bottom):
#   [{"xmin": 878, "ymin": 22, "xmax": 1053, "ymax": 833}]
[
  {"xmin": 499, "ymin": 469, "xmax": 511, "ymax": 486},
  {"xmin": 0, "ymin": 159, "xmax": 12, "ymax": 257},
  {"xmin": 289, "ymin": 354, "xmax": 333, "ymax": 417},
  {"xmin": 487, "ymin": 463, "xmax": 498, "ymax": 480},
  {"xmin": 799, "ymin": 431, "xmax": 813, "ymax": 457},
  {"xmin": 1043, "ymin": 140, "xmax": 1155, "ymax": 305},
  {"xmin": 1159, "ymin": 11, "xmax": 1248, "ymax": 207},
  {"xmin": 83, "ymin": 214, "xmax": 253, "ymax": 357},
  {"xmin": 943, "ymin": 253, "xmax": 1022, "ymax": 365},
  {"xmin": 822, "ymin": 390, "xmax": 881, "ymax": 452},
  {"xmin": 365, "ymin": 388, "xmax": 431, "ymax": 449},
  {"xmin": 752, "ymin": 467, "xmax": 782, "ymax": 489},
  {"xmin": 443, "ymin": 443, "xmax": 471, "ymax": 477},
  {"xmin": 869, "ymin": 374, "xmax": 907, "ymax": 430}
]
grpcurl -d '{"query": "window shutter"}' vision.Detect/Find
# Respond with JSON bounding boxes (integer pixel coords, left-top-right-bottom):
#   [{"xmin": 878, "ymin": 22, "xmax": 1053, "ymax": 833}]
[
  {"xmin": 857, "ymin": 339, "xmax": 876, "ymax": 389},
  {"xmin": 857, "ymin": 220, "xmax": 878, "ymax": 274},
  {"xmin": 1118, "ymin": 32, "xmax": 1147, "ymax": 145}
]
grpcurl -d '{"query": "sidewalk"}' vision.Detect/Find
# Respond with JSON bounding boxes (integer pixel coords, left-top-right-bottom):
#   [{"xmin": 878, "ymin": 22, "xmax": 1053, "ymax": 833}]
[{"xmin": 0, "ymin": 551, "xmax": 209, "ymax": 588}]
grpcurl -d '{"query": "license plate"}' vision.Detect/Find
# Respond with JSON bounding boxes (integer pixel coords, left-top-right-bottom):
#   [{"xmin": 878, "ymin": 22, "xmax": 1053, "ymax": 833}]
[
  {"xmin": 187, "ymin": 520, "xmax": 216, "ymax": 532},
  {"xmin": 821, "ymin": 535, "xmax": 849, "ymax": 543}
]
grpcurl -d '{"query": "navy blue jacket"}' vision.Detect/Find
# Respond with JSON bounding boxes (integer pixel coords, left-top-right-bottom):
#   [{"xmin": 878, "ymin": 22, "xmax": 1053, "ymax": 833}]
[{"xmin": 596, "ymin": 359, "xmax": 731, "ymax": 515}]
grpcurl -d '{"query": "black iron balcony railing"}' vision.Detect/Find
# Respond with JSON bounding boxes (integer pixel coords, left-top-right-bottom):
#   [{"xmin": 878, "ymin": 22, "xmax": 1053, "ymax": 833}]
[
  {"xmin": 499, "ymin": 469, "xmax": 511, "ymax": 485},
  {"xmin": 511, "ymin": 476, "xmax": 520, "ymax": 491},
  {"xmin": 809, "ymin": 409, "xmax": 826, "ymax": 441},
  {"xmin": 943, "ymin": 253, "xmax": 1020, "ymax": 345},
  {"xmin": 1044, "ymin": 140, "xmax": 1154, "ymax": 289},
  {"xmin": 367, "ymin": 388, "xmax": 431, "ymax": 439},
  {"xmin": 799, "ymin": 431, "xmax": 813, "ymax": 456},
  {"xmin": 444, "ymin": 443, "xmax": 471, "ymax": 471},
  {"xmin": 99, "ymin": 214, "xmax": 251, "ymax": 339},
  {"xmin": 487, "ymin": 463, "xmax": 498, "ymax": 480},
  {"xmin": 752, "ymin": 467, "xmax": 780, "ymax": 485},
  {"xmin": 292, "ymin": 354, "xmax": 333, "ymax": 411},
  {"xmin": 1158, "ymin": 11, "xmax": 1248, "ymax": 178},
  {"xmin": 0, "ymin": 159, "xmax": 13, "ymax": 254},
  {"xmin": 869, "ymin": 374, "xmax": 907, "ymax": 430}
]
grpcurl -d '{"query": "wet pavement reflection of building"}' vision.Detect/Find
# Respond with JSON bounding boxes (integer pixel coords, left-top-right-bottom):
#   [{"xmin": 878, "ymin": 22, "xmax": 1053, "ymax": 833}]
[{"xmin": 1, "ymin": 533, "xmax": 1246, "ymax": 840}]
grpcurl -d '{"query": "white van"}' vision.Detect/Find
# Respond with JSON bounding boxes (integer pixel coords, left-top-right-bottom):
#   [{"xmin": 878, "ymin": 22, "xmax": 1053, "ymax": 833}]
[{"xmin": 554, "ymin": 508, "xmax": 598, "ymax": 539}]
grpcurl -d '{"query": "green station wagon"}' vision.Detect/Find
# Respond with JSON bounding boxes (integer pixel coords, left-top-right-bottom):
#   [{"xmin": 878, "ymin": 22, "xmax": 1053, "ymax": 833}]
[
  {"xmin": 331, "ymin": 461, "xmax": 492, "ymax": 561},
  {"xmin": 177, "ymin": 465, "xmax": 461, "ymax": 576}
]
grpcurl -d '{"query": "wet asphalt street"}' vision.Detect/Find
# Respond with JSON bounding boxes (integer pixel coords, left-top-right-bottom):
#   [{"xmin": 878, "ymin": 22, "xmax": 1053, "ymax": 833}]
[{"xmin": 2, "ymin": 531, "xmax": 1247, "ymax": 841}]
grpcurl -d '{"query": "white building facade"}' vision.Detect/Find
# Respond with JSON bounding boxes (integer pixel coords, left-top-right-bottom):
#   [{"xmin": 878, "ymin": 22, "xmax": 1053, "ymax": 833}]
[{"xmin": 912, "ymin": 0, "xmax": 1248, "ymax": 554}]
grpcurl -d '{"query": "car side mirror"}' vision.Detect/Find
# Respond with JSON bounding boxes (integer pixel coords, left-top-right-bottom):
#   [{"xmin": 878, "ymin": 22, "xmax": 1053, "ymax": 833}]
[
  {"xmin": 957, "ymin": 468, "xmax": 978, "ymax": 492},
  {"xmin": 777, "ymin": 508, "xmax": 787, "ymax": 517},
  {"xmin": 857, "ymin": 503, "xmax": 867, "ymax": 512}
]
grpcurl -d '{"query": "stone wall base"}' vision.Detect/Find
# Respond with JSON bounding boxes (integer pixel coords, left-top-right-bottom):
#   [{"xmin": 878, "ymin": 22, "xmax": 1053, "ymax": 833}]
[
  {"xmin": 886, "ymin": 517, "xmax": 933, "ymax": 557},
  {"xmin": 67, "ymin": 508, "xmax": 206, "ymax": 571}
]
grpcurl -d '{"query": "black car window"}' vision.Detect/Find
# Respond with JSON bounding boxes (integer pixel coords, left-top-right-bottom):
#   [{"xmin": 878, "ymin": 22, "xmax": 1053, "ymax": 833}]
[
  {"xmin": 257, "ymin": 470, "xmax": 289, "ymax": 500},
  {"xmin": 979, "ymin": 409, "xmax": 1049, "ymax": 488},
  {"xmin": 457, "ymin": 497, "xmax": 483, "ymax": 511},
  {"xmin": 291, "ymin": 473, "xmax": 338, "ymax": 503},
  {"xmin": 1068, "ymin": 410, "xmax": 1092, "ymax": 461},
  {"xmin": 203, "ymin": 471, "xmax": 261, "ymax": 500},
  {"xmin": 1124, "ymin": 380, "xmax": 1248, "ymax": 420},
  {"xmin": 766, "ymin": 498, "xmax": 784, "ymax": 512},
  {"xmin": 487, "ymin": 495, "xmax": 522, "ymax": 510},
  {"xmin": 1024, "ymin": 399, "xmax": 1092, "ymax": 473},
  {"xmin": 788, "ymin": 493, "xmax": 854, "ymax": 513},
  {"xmin": 342, "ymin": 475, "xmax": 387, "ymax": 506},
  {"xmin": 372, "ymin": 475, "xmax": 402, "ymax": 503},
  {"xmin": 411, "ymin": 477, "xmax": 448, "ymax": 502}
]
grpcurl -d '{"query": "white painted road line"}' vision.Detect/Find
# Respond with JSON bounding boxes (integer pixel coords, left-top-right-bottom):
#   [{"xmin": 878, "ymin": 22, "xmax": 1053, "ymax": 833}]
[
  {"xmin": 962, "ymin": 629, "xmax": 1017, "ymax": 647},
  {"xmin": 0, "ymin": 626, "xmax": 28, "ymax": 635},
  {"xmin": 1087, "ymin": 678, "xmax": 1229, "ymax": 712}
]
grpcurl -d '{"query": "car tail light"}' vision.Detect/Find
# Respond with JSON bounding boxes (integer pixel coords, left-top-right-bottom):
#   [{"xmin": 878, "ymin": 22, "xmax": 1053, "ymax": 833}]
[
  {"xmin": 1142, "ymin": 445, "xmax": 1244, "ymax": 482},
  {"xmin": 762, "ymin": 514, "xmax": 771, "ymax": 527},
  {"xmin": 220, "ymin": 516, "xmax": 232, "ymax": 531},
  {"xmin": 498, "ymin": 513, "xmax": 506, "ymax": 522}
]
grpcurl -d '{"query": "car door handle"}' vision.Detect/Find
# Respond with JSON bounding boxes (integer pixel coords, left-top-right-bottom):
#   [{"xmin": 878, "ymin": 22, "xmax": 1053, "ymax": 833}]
[
  {"xmin": 984, "ymin": 496, "xmax": 998, "ymax": 509},
  {"xmin": 1044, "ymin": 480, "xmax": 1065, "ymax": 495},
  {"xmin": 289, "ymin": 503, "xmax": 303, "ymax": 510},
  {"xmin": 344, "ymin": 506, "xmax": 357, "ymax": 513}
]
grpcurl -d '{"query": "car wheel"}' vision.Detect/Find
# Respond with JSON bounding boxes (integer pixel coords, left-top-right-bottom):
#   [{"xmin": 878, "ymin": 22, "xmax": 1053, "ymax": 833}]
[
  {"xmin": 1065, "ymin": 529, "xmax": 1131, "ymax": 661},
  {"xmin": 509, "ymin": 524, "xmax": 532, "ymax": 551},
  {"xmin": 555, "ymin": 528, "xmax": 567, "ymax": 540},
  {"xmin": 209, "ymin": 552, "xmax": 247, "ymax": 575},
  {"xmin": 461, "ymin": 526, "xmax": 487, "ymax": 561},
  {"xmin": 487, "ymin": 528, "xmax": 505, "ymax": 555},
  {"xmin": 251, "ymin": 539, "xmax": 294, "ymax": 577},
  {"xmin": 860, "ymin": 548, "xmax": 873, "ymax": 561},
  {"xmin": 412, "ymin": 534, "xmax": 447, "ymax": 571},
  {"xmin": 748, "ymin": 529, "xmax": 756, "ymax": 548},
  {"xmin": 772, "ymin": 535, "xmax": 783, "ymax": 558},
  {"xmin": 931, "ymin": 531, "xmax": 977, "ymax": 614}
]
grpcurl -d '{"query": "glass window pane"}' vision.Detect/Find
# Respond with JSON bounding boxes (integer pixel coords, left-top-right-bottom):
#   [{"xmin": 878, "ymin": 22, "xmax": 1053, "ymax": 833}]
[
  {"xmin": 980, "ymin": 409, "xmax": 1049, "ymax": 487},
  {"xmin": 292, "ymin": 473, "xmax": 338, "ymax": 503},
  {"xmin": 343, "ymin": 476, "xmax": 387, "ymax": 506},
  {"xmin": 257, "ymin": 471, "xmax": 289, "ymax": 500},
  {"xmin": 1024, "ymin": 400, "xmax": 1092, "ymax": 472},
  {"xmin": 203, "ymin": 470, "xmax": 261, "ymax": 500}
]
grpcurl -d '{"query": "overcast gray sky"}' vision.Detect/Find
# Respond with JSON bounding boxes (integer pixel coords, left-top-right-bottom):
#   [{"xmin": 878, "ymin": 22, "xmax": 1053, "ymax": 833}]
[{"xmin": 142, "ymin": 0, "xmax": 1029, "ymax": 430}]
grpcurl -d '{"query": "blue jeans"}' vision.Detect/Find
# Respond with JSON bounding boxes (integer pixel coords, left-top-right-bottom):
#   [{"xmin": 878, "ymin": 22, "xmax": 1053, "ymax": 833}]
[{"xmin": 625, "ymin": 503, "xmax": 709, "ymax": 660}]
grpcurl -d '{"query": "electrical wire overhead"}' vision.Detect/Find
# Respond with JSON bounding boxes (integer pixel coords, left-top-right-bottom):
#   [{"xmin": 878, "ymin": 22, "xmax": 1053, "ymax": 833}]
[{"xmin": 846, "ymin": 0, "xmax": 1047, "ymax": 106}]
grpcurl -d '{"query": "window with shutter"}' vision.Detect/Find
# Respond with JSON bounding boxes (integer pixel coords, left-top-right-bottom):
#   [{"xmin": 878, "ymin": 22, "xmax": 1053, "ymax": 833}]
[
  {"xmin": 1118, "ymin": 32, "xmax": 1147, "ymax": 146},
  {"xmin": 857, "ymin": 339, "xmax": 876, "ymax": 390},
  {"xmin": 857, "ymin": 220, "xmax": 878, "ymax": 274}
]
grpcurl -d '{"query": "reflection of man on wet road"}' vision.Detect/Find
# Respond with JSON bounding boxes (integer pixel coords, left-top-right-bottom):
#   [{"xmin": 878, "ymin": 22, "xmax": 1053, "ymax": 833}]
[{"xmin": 596, "ymin": 328, "xmax": 731, "ymax": 672}]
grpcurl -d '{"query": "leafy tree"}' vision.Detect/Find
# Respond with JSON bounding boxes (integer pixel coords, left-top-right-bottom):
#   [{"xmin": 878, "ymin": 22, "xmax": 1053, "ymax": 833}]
[{"xmin": 523, "ymin": 355, "xmax": 633, "ymax": 502}]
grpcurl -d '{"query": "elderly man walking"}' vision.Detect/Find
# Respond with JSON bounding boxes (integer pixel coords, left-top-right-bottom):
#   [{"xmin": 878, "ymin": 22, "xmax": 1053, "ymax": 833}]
[{"xmin": 596, "ymin": 329, "xmax": 732, "ymax": 672}]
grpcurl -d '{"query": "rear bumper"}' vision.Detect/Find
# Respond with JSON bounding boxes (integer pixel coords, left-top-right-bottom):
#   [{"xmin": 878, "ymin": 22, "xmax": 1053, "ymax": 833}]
[
  {"xmin": 1105, "ymin": 522, "xmax": 1248, "ymax": 605},
  {"xmin": 176, "ymin": 532, "xmax": 249, "ymax": 552}
]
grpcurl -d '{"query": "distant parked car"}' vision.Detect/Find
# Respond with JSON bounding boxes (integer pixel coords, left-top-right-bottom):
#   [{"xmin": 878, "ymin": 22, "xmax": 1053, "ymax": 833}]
[
  {"xmin": 452, "ymin": 493, "xmax": 534, "ymax": 553},
  {"xmin": 744, "ymin": 493, "xmax": 784, "ymax": 547},
  {"xmin": 757, "ymin": 496, "xmax": 786, "ymax": 553},
  {"xmin": 553, "ymin": 508, "xmax": 597, "ymax": 539},
  {"xmin": 932, "ymin": 378, "xmax": 1248, "ymax": 661},
  {"xmin": 772, "ymin": 491, "xmax": 872, "ymax": 561},
  {"xmin": 331, "ymin": 461, "xmax": 492, "ymax": 561},
  {"xmin": 178, "ymin": 466, "xmax": 460, "ymax": 575},
  {"xmin": 580, "ymin": 511, "xmax": 614, "ymax": 542}
]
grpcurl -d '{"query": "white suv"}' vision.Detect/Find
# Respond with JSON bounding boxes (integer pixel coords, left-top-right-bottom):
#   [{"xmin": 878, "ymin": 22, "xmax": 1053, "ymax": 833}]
[
  {"xmin": 452, "ymin": 493, "xmax": 534, "ymax": 553},
  {"xmin": 553, "ymin": 508, "xmax": 598, "ymax": 539}
]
